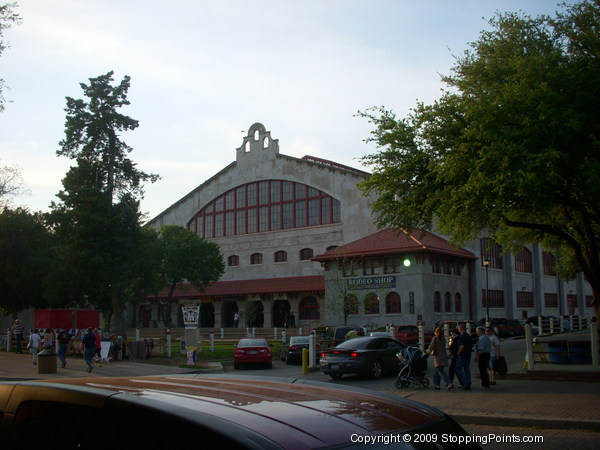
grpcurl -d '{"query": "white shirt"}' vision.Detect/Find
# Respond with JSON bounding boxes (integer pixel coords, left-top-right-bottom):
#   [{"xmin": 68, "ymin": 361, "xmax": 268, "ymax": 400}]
[
  {"xmin": 488, "ymin": 333, "xmax": 500, "ymax": 357},
  {"xmin": 29, "ymin": 333, "xmax": 41, "ymax": 348}
]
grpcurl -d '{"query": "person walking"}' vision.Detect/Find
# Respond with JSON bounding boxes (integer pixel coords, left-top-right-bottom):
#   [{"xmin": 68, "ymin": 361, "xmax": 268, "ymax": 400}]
[
  {"xmin": 12, "ymin": 319, "xmax": 24, "ymax": 353},
  {"xmin": 448, "ymin": 328, "xmax": 463, "ymax": 387},
  {"xmin": 486, "ymin": 326, "xmax": 500, "ymax": 385},
  {"xmin": 81, "ymin": 327, "xmax": 96, "ymax": 373},
  {"xmin": 475, "ymin": 327, "xmax": 492, "ymax": 389},
  {"xmin": 57, "ymin": 327, "xmax": 72, "ymax": 368},
  {"xmin": 28, "ymin": 329, "xmax": 41, "ymax": 365},
  {"xmin": 42, "ymin": 328, "xmax": 54, "ymax": 350},
  {"xmin": 455, "ymin": 324, "xmax": 473, "ymax": 390},
  {"xmin": 426, "ymin": 327, "xmax": 454, "ymax": 390},
  {"xmin": 93, "ymin": 329, "xmax": 102, "ymax": 367}
]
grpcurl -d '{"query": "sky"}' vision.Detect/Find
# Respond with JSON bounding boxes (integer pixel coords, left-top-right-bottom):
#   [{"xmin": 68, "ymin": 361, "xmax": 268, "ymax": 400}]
[{"xmin": 0, "ymin": 0, "xmax": 576, "ymax": 221}]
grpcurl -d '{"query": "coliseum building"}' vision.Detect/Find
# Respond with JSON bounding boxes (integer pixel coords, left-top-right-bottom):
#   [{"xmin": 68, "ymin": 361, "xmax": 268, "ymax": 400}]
[{"xmin": 142, "ymin": 123, "xmax": 593, "ymax": 330}]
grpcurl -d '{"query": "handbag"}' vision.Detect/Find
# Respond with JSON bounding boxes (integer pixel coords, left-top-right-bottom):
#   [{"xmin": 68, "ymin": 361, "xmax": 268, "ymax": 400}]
[{"xmin": 493, "ymin": 356, "xmax": 508, "ymax": 375}]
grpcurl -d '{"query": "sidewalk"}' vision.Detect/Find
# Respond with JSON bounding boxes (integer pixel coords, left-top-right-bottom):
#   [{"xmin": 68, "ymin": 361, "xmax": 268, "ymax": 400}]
[
  {"xmin": 2, "ymin": 350, "xmax": 599, "ymax": 431},
  {"xmin": 382, "ymin": 374, "xmax": 600, "ymax": 431}
]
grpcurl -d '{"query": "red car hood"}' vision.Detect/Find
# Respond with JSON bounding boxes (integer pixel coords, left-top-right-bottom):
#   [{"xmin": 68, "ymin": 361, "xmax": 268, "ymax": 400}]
[{"xmin": 46, "ymin": 375, "xmax": 443, "ymax": 448}]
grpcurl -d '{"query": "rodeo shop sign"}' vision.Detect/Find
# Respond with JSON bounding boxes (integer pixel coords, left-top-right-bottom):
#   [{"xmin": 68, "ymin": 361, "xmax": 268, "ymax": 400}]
[{"xmin": 347, "ymin": 276, "xmax": 396, "ymax": 290}]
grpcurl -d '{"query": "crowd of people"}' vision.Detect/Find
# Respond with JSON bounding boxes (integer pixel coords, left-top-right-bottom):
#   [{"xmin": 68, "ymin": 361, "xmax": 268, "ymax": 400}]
[
  {"xmin": 427, "ymin": 324, "xmax": 502, "ymax": 391},
  {"xmin": 9, "ymin": 320, "xmax": 123, "ymax": 370}
]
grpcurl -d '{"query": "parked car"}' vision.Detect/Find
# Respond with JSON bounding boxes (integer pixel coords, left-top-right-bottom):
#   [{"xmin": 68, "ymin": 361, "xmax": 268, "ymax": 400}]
[
  {"xmin": 477, "ymin": 317, "xmax": 523, "ymax": 338},
  {"xmin": 234, "ymin": 337, "xmax": 272, "ymax": 369},
  {"xmin": 0, "ymin": 375, "xmax": 479, "ymax": 449},
  {"xmin": 319, "ymin": 336, "xmax": 409, "ymax": 379},
  {"xmin": 393, "ymin": 325, "xmax": 433, "ymax": 345},
  {"xmin": 279, "ymin": 335, "xmax": 320, "ymax": 364},
  {"xmin": 332, "ymin": 326, "xmax": 363, "ymax": 346}
]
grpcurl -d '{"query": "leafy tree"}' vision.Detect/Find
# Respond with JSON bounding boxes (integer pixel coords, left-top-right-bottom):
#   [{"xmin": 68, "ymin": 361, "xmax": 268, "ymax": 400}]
[
  {"xmin": 51, "ymin": 72, "xmax": 159, "ymax": 332},
  {"xmin": 0, "ymin": 159, "xmax": 29, "ymax": 208},
  {"xmin": 158, "ymin": 225, "xmax": 225, "ymax": 299},
  {"xmin": 0, "ymin": 207, "xmax": 53, "ymax": 318},
  {"xmin": 358, "ymin": 1, "xmax": 600, "ymax": 315},
  {"xmin": 0, "ymin": 2, "xmax": 21, "ymax": 112}
]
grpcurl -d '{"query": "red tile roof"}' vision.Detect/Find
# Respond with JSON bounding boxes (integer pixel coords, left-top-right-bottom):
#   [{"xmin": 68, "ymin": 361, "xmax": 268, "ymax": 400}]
[
  {"xmin": 313, "ymin": 228, "xmax": 476, "ymax": 261},
  {"xmin": 151, "ymin": 275, "xmax": 324, "ymax": 300}
]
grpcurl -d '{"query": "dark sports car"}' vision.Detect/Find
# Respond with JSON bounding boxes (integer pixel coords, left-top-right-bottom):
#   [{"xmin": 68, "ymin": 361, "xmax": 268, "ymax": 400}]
[
  {"xmin": 0, "ymin": 374, "xmax": 479, "ymax": 449},
  {"xmin": 319, "ymin": 336, "xmax": 412, "ymax": 379}
]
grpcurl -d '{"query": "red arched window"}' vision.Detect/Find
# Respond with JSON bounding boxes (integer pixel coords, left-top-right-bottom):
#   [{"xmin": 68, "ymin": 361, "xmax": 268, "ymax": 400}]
[
  {"xmin": 386, "ymin": 292, "xmax": 401, "ymax": 314},
  {"xmin": 433, "ymin": 292, "xmax": 441, "ymax": 313},
  {"xmin": 299, "ymin": 296, "xmax": 320, "ymax": 320},
  {"xmin": 188, "ymin": 180, "xmax": 341, "ymax": 238}
]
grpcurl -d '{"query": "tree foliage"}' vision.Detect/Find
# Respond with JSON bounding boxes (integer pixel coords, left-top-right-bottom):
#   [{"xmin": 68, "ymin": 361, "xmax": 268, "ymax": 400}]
[
  {"xmin": 0, "ymin": 2, "xmax": 21, "ymax": 112},
  {"xmin": 0, "ymin": 159, "xmax": 29, "ymax": 208},
  {"xmin": 158, "ymin": 225, "xmax": 225, "ymax": 299},
  {"xmin": 358, "ymin": 1, "xmax": 600, "ymax": 313},
  {"xmin": 0, "ymin": 207, "xmax": 53, "ymax": 317},
  {"xmin": 50, "ymin": 72, "xmax": 159, "ymax": 332}
]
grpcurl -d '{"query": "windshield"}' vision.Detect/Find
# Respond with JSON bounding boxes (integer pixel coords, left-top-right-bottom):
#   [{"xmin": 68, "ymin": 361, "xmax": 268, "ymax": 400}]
[{"xmin": 238, "ymin": 339, "xmax": 267, "ymax": 347}]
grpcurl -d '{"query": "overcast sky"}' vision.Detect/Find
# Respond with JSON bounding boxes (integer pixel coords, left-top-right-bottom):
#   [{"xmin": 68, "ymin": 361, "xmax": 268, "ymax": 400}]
[{"xmin": 0, "ymin": 0, "xmax": 575, "ymax": 220}]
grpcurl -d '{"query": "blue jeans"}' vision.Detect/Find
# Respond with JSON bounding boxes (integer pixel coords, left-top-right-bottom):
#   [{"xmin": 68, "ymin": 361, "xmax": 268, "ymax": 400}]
[
  {"xmin": 16, "ymin": 334, "xmax": 23, "ymax": 353},
  {"xmin": 83, "ymin": 347, "xmax": 95, "ymax": 369},
  {"xmin": 455, "ymin": 357, "xmax": 471, "ymax": 387},
  {"xmin": 58, "ymin": 343, "xmax": 68, "ymax": 365},
  {"xmin": 433, "ymin": 366, "xmax": 451, "ymax": 386}
]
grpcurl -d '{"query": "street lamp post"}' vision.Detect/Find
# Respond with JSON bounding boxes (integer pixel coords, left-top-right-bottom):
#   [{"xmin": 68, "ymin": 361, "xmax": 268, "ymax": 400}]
[{"xmin": 482, "ymin": 258, "xmax": 491, "ymax": 326}]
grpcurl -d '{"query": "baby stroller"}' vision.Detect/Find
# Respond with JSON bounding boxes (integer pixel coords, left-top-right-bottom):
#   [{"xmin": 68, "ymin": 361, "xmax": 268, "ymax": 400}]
[{"xmin": 395, "ymin": 346, "xmax": 429, "ymax": 389}]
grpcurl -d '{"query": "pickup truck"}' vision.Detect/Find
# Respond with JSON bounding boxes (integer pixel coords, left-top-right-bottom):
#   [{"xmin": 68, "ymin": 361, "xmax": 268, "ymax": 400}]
[{"xmin": 393, "ymin": 325, "xmax": 432, "ymax": 345}]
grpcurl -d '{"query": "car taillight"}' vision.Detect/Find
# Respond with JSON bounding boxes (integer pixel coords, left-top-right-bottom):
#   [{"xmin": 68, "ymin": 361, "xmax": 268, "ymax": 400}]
[
  {"xmin": 321, "ymin": 352, "xmax": 326, "ymax": 358},
  {"xmin": 350, "ymin": 352, "xmax": 359, "ymax": 358},
  {"xmin": 236, "ymin": 349, "xmax": 245, "ymax": 354}
]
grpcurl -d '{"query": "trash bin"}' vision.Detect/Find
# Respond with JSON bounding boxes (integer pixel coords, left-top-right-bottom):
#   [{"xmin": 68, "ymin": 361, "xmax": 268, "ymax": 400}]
[
  {"xmin": 37, "ymin": 349, "xmax": 57, "ymax": 374},
  {"xmin": 569, "ymin": 341, "xmax": 592, "ymax": 364}
]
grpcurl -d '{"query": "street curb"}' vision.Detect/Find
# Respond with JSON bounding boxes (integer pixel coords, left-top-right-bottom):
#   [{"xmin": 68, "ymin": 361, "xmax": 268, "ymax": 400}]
[{"xmin": 450, "ymin": 414, "xmax": 600, "ymax": 431}]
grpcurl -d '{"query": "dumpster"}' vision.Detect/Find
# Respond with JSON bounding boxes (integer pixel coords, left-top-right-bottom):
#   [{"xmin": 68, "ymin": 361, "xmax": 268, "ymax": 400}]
[
  {"xmin": 569, "ymin": 341, "xmax": 592, "ymax": 364},
  {"xmin": 546, "ymin": 341, "xmax": 569, "ymax": 364},
  {"xmin": 37, "ymin": 349, "xmax": 57, "ymax": 374}
]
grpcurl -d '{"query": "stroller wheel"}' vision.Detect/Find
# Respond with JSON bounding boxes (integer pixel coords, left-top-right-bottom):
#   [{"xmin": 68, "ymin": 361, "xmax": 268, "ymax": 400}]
[
  {"xmin": 422, "ymin": 378, "xmax": 430, "ymax": 387},
  {"xmin": 412, "ymin": 381, "xmax": 422, "ymax": 389},
  {"xmin": 395, "ymin": 380, "xmax": 402, "ymax": 389}
]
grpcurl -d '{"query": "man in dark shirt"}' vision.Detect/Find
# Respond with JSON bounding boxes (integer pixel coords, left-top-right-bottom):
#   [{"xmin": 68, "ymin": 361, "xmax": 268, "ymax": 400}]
[
  {"xmin": 81, "ymin": 327, "xmax": 96, "ymax": 373},
  {"xmin": 455, "ymin": 324, "xmax": 472, "ymax": 390},
  {"xmin": 57, "ymin": 327, "xmax": 72, "ymax": 368}
]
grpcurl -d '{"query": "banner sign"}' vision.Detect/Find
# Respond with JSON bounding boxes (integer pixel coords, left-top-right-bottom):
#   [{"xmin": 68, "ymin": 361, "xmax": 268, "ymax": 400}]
[
  {"xmin": 182, "ymin": 306, "xmax": 200, "ymax": 327},
  {"xmin": 347, "ymin": 276, "xmax": 396, "ymax": 290}
]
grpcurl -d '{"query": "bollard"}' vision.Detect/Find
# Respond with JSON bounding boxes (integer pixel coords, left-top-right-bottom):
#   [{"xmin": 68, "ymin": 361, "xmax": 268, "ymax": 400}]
[
  {"xmin": 136, "ymin": 328, "xmax": 140, "ymax": 341},
  {"xmin": 274, "ymin": 327, "xmax": 278, "ymax": 341},
  {"xmin": 308, "ymin": 333, "xmax": 316, "ymax": 369},
  {"xmin": 591, "ymin": 322, "xmax": 599, "ymax": 367},
  {"xmin": 302, "ymin": 348, "xmax": 309, "ymax": 374},
  {"xmin": 166, "ymin": 328, "xmax": 172, "ymax": 358},
  {"xmin": 209, "ymin": 331, "xmax": 215, "ymax": 352},
  {"xmin": 220, "ymin": 328, "xmax": 224, "ymax": 341},
  {"xmin": 524, "ymin": 324, "xmax": 535, "ymax": 370}
]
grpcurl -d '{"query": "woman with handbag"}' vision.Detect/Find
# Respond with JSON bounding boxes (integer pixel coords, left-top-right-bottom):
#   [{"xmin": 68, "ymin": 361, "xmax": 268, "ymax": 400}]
[{"xmin": 426, "ymin": 327, "xmax": 454, "ymax": 391}]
